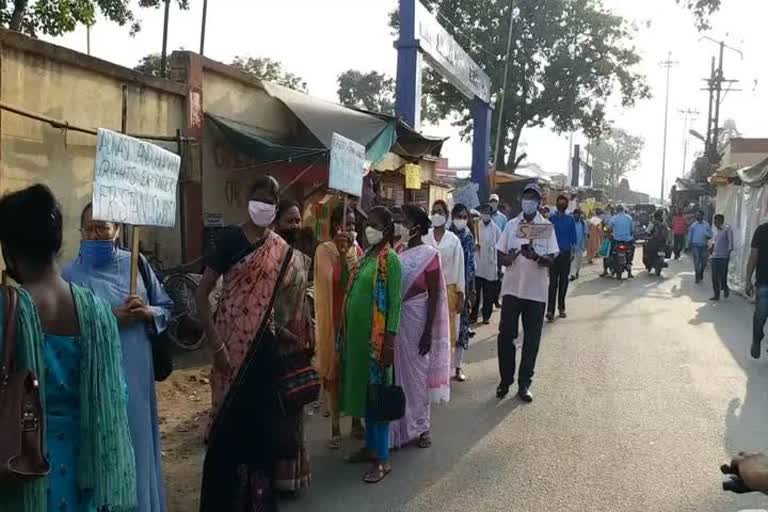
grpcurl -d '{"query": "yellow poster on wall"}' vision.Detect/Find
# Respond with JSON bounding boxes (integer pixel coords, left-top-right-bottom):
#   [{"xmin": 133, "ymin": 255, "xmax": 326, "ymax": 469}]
[{"xmin": 405, "ymin": 164, "xmax": 422, "ymax": 190}]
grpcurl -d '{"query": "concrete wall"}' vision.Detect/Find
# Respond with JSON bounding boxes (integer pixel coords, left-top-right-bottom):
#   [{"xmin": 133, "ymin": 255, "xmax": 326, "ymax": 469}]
[
  {"xmin": 200, "ymin": 65, "xmax": 298, "ymax": 225},
  {"xmin": 0, "ymin": 31, "xmax": 186, "ymax": 265}
]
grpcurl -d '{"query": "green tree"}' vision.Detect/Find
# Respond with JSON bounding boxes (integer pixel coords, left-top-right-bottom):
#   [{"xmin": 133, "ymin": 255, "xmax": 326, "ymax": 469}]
[
  {"xmin": 230, "ymin": 56, "xmax": 308, "ymax": 93},
  {"xmin": 337, "ymin": 70, "xmax": 395, "ymax": 113},
  {"xmin": 678, "ymin": 0, "xmax": 721, "ymax": 30},
  {"xmin": 134, "ymin": 53, "xmax": 163, "ymax": 77},
  {"xmin": 391, "ymin": 0, "xmax": 649, "ymax": 172},
  {"xmin": 3, "ymin": 0, "xmax": 188, "ymax": 37},
  {"xmin": 590, "ymin": 128, "xmax": 645, "ymax": 188}
]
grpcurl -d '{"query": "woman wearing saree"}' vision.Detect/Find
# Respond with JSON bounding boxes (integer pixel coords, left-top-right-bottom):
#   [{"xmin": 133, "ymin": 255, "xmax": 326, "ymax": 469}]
[
  {"xmin": 340, "ymin": 206, "xmax": 402, "ymax": 484},
  {"xmin": 587, "ymin": 209, "xmax": 604, "ymax": 263},
  {"xmin": 390, "ymin": 205, "xmax": 450, "ymax": 450},
  {"xmin": 196, "ymin": 176, "xmax": 313, "ymax": 511},
  {"xmin": 0, "ymin": 184, "xmax": 136, "ymax": 512},
  {"xmin": 314, "ymin": 204, "xmax": 364, "ymax": 448},
  {"xmin": 449, "ymin": 203, "xmax": 476, "ymax": 382}
]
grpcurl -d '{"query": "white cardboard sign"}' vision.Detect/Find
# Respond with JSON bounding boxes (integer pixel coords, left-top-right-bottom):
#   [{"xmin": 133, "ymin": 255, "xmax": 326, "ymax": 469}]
[{"xmin": 328, "ymin": 132, "xmax": 365, "ymax": 197}]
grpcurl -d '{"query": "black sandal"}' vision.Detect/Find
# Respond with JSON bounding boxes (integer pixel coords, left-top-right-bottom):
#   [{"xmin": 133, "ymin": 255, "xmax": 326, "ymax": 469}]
[{"xmin": 363, "ymin": 462, "xmax": 392, "ymax": 483}]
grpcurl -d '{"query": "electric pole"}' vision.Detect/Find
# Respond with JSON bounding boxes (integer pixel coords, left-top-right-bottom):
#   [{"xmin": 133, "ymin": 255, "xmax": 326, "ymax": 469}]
[
  {"xmin": 700, "ymin": 37, "xmax": 742, "ymax": 164},
  {"xmin": 659, "ymin": 52, "xmax": 678, "ymax": 204},
  {"xmin": 679, "ymin": 108, "xmax": 700, "ymax": 177},
  {"xmin": 160, "ymin": 0, "xmax": 171, "ymax": 78}
]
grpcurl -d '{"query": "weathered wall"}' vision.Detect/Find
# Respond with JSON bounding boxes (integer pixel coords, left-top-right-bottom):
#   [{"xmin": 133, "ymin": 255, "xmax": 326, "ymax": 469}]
[
  {"xmin": 0, "ymin": 31, "xmax": 186, "ymax": 265},
  {"xmin": 200, "ymin": 66, "xmax": 297, "ymax": 226}
]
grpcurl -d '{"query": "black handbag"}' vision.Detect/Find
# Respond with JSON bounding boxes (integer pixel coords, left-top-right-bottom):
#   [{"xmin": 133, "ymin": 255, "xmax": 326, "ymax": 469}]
[
  {"xmin": 366, "ymin": 375, "xmax": 406, "ymax": 423},
  {"xmin": 138, "ymin": 256, "xmax": 174, "ymax": 382}
]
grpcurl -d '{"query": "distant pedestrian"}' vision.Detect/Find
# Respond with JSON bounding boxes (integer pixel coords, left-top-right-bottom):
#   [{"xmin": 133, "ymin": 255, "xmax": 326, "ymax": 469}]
[
  {"xmin": 587, "ymin": 209, "xmax": 603, "ymax": 264},
  {"xmin": 471, "ymin": 203, "xmax": 502, "ymax": 325},
  {"xmin": 495, "ymin": 182, "xmax": 559, "ymax": 403},
  {"xmin": 547, "ymin": 195, "xmax": 577, "ymax": 321},
  {"xmin": 688, "ymin": 211, "xmax": 712, "ymax": 283},
  {"xmin": 746, "ymin": 221, "xmax": 768, "ymax": 359},
  {"xmin": 569, "ymin": 208, "xmax": 589, "ymax": 281},
  {"xmin": 489, "ymin": 193, "xmax": 508, "ymax": 231},
  {"xmin": 709, "ymin": 214, "xmax": 733, "ymax": 301},
  {"xmin": 671, "ymin": 208, "xmax": 688, "ymax": 260}
]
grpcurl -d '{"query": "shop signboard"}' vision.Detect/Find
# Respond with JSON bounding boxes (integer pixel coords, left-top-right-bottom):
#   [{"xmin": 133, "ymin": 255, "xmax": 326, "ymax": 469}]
[{"xmin": 405, "ymin": 163, "xmax": 422, "ymax": 189}]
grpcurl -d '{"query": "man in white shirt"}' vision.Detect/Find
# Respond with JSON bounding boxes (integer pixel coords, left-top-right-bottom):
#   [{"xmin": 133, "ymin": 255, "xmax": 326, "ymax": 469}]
[
  {"xmin": 495, "ymin": 183, "xmax": 559, "ymax": 403},
  {"xmin": 471, "ymin": 203, "xmax": 502, "ymax": 325},
  {"xmin": 423, "ymin": 200, "xmax": 465, "ymax": 353}
]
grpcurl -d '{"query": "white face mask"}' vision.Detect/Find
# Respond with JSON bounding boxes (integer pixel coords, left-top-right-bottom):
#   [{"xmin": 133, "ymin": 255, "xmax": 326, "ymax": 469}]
[
  {"xmin": 431, "ymin": 213, "xmax": 447, "ymax": 227},
  {"xmin": 365, "ymin": 227, "xmax": 384, "ymax": 246},
  {"xmin": 453, "ymin": 219, "xmax": 468, "ymax": 231},
  {"xmin": 248, "ymin": 200, "xmax": 276, "ymax": 227},
  {"xmin": 395, "ymin": 223, "xmax": 409, "ymax": 241}
]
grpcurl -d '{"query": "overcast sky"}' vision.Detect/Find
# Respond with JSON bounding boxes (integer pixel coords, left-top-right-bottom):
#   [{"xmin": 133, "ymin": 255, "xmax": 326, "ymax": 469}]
[{"xmin": 48, "ymin": 0, "xmax": 767, "ymax": 199}]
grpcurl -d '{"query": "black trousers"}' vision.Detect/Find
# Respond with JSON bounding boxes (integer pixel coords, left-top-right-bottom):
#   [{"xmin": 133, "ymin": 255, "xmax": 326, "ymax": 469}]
[
  {"xmin": 673, "ymin": 234, "xmax": 685, "ymax": 259},
  {"xmin": 471, "ymin": 277, "xmax": 496, "ymax": 322},
  {"xmin": 547, "ymin": 251, "xmax": 571, "ymax": 314},
  {"xmin": 711, "ymin": 257, "xmax": 730, "ymax": 298},
  {"xmin": 497, "ymin": 295, "xmax": 545, "ymax": 388}
]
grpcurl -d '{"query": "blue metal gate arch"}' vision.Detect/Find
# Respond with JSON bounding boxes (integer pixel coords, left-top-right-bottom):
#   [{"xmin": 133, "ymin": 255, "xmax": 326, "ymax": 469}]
[{"xmin": 395, "ymin": 0, "xmax": 493, "ymax": 201}]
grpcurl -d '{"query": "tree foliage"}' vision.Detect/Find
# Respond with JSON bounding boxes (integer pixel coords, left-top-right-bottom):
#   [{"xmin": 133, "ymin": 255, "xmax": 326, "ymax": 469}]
[
  {"xmin": 590, "ymin": 128, "xmax": 645, "ymax": 188},
  {"xmin": 134, "ymin": 53, "xmax": 163, "ymax": 77},
  {"xmin": 230, "ymin": 56, "xmax": 308, "ymax": 93},
  {"xmin": 337, "ymin": 70, "xmax": 395, "ymax": 114},
  {"xmin": 2, "ymin": 0, "xmax": 188, "ymax": 37},
  {"xmin": 677, "ymin": 0, "xmax": 721, "ymax": 30},
  {"xmin": 390, "ymin": 0, "xmax": 649, "ymax": 171},
  {"xmin": 717, "ymin": 118, "xmax": 741, "ymax": 150}
]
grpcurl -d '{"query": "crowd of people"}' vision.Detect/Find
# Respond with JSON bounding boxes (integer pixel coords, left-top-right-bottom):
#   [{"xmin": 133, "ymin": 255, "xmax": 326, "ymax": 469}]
[{"xmin": 6, "ymin": 179, "xmax": 768, "ymax": 512}]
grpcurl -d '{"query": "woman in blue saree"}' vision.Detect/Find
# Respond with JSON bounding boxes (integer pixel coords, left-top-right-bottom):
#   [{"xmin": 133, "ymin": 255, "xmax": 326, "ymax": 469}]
[
  {"xmin": 0, "ymin": 184, "xmax": 136, "ymax": 512},
  {"xmin": 62, "ymin": 203, "xmax": 172, "ymax": 512}
]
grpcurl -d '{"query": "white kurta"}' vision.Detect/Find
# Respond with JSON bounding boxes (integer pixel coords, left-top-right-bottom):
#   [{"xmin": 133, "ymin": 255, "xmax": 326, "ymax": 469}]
[
  {"xmin": 424, "ymin": 229, "xmax": 466, "ymax": 294},
  {"xmin": 475, "ymin": 220, "xmax": 501, "ymax": 281}
]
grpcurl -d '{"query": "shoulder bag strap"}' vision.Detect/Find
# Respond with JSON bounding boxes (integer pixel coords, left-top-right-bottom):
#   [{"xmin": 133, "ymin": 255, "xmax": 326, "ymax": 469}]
[
  {"xmin": 1, "ymin": 286, "xmax": 18, "ymax": 376},
  {"xmin": 137, "ymin": 255, "xmax": 154, "ymax": 303},
  {"xmin": 265, "ymin": 246, "xmax": 294, "ymax": 321}
]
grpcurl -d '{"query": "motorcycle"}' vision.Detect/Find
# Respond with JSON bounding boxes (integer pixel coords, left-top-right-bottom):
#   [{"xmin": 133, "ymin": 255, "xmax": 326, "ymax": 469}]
[
  {"xmin": 610, "ymin": 242, "xmax": 632, "ymax": 280},
  {"xmin": 643, "ymin": 245, "xmax": 667, "ymax": 276}
]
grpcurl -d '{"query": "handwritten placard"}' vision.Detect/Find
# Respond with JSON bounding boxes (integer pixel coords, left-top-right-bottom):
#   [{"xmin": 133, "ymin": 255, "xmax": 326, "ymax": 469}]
[
  {"xmin": 328, "ymin": 132, "xmax": 365, "ymax": 197},
  {"xmin": 405, "ymin": 163, "xmax": 422, "ymax": 190},
  {"xmin": 92, "ymin": 129, "xmax": 180, "ymax": 227},
  {"xmin": 516, "ymin": 223, "xmax": 554, "ymax": 240},
  {"xmin": 452, "ymin": 182, "xmax": 480, "ymax": 209}
]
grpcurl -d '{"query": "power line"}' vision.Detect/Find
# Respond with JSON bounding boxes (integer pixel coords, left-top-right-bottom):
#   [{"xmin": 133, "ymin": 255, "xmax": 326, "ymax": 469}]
[{"xmin": 679, "ymin": 108, "xmax": 700, "ymax": 177}]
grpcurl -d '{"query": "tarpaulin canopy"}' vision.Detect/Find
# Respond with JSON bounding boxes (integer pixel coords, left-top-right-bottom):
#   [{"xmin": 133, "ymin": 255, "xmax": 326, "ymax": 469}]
[
  {"xmin": 738, "ymin": 156, "xmax": 768, "ymax": 187},
  {"xmin": 206, "ymin": 113, "xmax": 327, "ymax": 162},
  {"xmin": 262, "ymin": 82, "xmax": 397, "ymax": 163}
]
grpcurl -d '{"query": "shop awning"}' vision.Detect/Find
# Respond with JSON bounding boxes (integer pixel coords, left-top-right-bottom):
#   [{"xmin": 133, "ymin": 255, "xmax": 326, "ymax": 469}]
[
  {"xmin": 206, "ymin": 113, "xmax": 327, "ymax": 162},
  {"xmin": 262, "ymin": 82, "xmax": 397, "ymax": 163},
  {"xmin": 738, "ymin": 156, "xmax": 768, "ymax": 187}
]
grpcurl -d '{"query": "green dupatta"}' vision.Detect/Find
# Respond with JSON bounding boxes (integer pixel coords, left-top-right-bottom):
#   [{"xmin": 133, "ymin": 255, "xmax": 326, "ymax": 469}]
[{"xmin": 0, "ymin": 285, "xmax": 137, "ymax": 512}]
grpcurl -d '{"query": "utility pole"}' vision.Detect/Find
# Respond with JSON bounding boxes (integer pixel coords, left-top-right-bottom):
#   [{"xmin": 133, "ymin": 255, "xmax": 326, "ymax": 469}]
[
  {"xmin": 86, "ymin": 23, "xmax": 91, "ymax": 55},
  {"xmin": 659, "ymin": 52, "xmax": 678, "ymax": 204},
  {"xmin": 200, "ymin": 0, "xmax": 208, "ymax": 56},
  {"xmin": 679, "ymin": 108, "xmax": 700, "ymax": 177},
  {"xmin": 700, "ymin": 37, "xmax": 742, "ymax": 164},
  {"xmin": 492, "ymin": 0, "xmax": 516, "ymax": 173},
  {"xmin": 160, "ymin": 0, "xmax": 171, "ymax": 78}
]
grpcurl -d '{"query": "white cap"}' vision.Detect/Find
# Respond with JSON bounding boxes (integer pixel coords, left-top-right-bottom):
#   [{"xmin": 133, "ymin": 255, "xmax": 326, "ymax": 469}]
[{"xmin": 489, "ymin": 193, "xmax": 500, "ymax": 202}]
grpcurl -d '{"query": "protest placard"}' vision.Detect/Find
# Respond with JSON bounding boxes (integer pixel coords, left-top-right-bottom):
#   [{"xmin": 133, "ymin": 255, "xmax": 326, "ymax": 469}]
[
  {"xmin": 452, "ymin": 182, "xmax": 480, "ymax": 210},
  {"xmin": 328, "ymin": 132, "xmax": 366, "ymax": 197},
  {"xmin": 92, "ymin": 128, "xmax": 181, "ymax": 228},
  {"xmin": 516, "ymin": 223, "xmax": 554, "ymax": 240}
]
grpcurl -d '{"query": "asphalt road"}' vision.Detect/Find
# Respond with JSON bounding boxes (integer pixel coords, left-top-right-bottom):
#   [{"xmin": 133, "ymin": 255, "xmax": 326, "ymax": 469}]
[{"xmin": 283, "ymin": 253, "xmax": 768, "ymax": 512}]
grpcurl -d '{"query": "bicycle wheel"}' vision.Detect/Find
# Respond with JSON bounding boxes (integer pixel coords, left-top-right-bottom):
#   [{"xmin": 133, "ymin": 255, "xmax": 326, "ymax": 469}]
[{"xmin": 164, "ymin": 273, "xmax": 204, "ymax": 351}]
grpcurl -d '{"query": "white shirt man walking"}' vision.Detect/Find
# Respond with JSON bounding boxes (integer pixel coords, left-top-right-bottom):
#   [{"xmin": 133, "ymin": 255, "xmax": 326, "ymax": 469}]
[
  {"xmin": 495, "ymin": 183, "xmax": 560, "ymax": 403},
  {"xmin": 471, "ymin": 203, "xmax": 502, "ymax": 325}
]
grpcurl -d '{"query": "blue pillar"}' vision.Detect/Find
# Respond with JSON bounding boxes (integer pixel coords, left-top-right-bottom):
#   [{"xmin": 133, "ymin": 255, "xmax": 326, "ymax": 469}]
[
  {"xmin": 395, "ymin": 0, "xmax": 422, "ymax": 129},
  {"xmin": 471, "ymin": 97, "xmax": 492, "ymax": 202}
]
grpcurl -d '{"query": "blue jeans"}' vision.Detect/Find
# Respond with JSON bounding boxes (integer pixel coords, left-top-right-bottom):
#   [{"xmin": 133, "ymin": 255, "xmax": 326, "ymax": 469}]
[
  {"xmin": 753, "ymin": 285, "xmax": 768, "ymax": 346},
  {"xmin": 690, "ymin": 244, "xmax": 708, "ymax": 280},
  {"xmin": 365, "ymin": 415, "xmax": 389, "ymax": 461}
]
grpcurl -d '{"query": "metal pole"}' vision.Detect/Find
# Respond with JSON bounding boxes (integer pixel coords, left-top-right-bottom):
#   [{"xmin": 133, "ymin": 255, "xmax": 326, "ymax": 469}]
[
  {"xmin": 199, "ymin": 0, "xmax": 208, "ymax": 56},
  {"xmin": 160, "ymin": 0, "xmax": 171, "ymax": 78},
  {"xmin": 712, "ymin": 41, "xmax": 725, "ymax": 155},
  {"xmin": 86, "ymin": 24, "xmax": 91, "ymax": 55},
  {"xmin": 705, "ymin": 57, "xmax": 715, "ymax": 158},
  {"xmin": 659, "ymin": 52, "xmax": 677, "ymax": 203},
  {"xmin": 491, "ymin": 0, "xmax": 516, "ymax": 172}
]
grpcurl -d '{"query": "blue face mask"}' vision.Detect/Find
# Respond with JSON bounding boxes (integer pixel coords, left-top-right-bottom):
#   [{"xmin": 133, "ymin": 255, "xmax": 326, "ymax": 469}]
[
  {"xmin": 80, "ymin": 239, "xmax": 116, "ymax": 267},
  {"xmin": 521, "ymin": 199, "xmax": 539, "ymax": 216}
]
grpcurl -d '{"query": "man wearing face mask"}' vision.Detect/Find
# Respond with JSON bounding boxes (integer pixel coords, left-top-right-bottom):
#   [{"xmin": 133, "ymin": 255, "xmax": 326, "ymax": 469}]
[
  {"xmin": 489, "ymin": 193, "xmax": 508, "ymax": 231},
  {"xmin": 547, "ymin": 195, "xmax": 578, "ymax": 321},
  {"xmin": 471, "ymin": 203, "xmax": 502, "ymax": 325},
  {"xmin": 495, "ymin": 183, "xmax": 559, "ymax": 403},
  {"xmin": 62, "ymin": 203, "xmax": 174, "ymax": 512}
]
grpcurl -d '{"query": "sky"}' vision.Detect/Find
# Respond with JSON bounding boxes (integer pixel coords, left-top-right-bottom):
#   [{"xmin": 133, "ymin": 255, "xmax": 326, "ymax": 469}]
[{"xmin": 47, "ymin": 0, "xmax": 768, "ymax": 200}]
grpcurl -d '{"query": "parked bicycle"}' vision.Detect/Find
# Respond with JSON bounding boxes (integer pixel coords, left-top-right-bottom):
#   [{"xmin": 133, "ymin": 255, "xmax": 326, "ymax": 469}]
[{"xmin": 146, "ymin": 255, "xmax": 206, "ymax": 351}]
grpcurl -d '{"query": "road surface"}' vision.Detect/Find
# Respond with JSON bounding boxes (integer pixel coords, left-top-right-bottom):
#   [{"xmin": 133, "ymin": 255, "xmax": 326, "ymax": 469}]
[{"xmin": 282, "ymin": 255, "xmax": 768, "ymax": 512}]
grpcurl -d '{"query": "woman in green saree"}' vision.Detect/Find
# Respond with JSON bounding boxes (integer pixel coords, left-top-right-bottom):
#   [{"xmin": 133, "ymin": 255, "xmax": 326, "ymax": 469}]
[
  {"xmin": 340, "ymin": 206, "xmax": 402, "ymax": 484},
  {"xmin": 0, "ymin": 184, "xmax": 136, "ymax": 512}
]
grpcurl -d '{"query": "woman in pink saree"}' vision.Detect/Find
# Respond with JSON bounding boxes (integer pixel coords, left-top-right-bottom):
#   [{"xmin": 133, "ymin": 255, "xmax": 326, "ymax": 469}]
[{"xmin": 391, "ymin": 205, "xmax": 451, "ymax": 449}]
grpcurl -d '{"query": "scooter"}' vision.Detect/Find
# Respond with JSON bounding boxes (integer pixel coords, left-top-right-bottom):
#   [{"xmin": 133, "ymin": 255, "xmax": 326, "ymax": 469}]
[
  {"xmin": 643, "ymin": 246, "xmax": 667, "ymax": 277},
  {"xmin": 610, "ymin": 242, "xmax": 632, "ymax": 280}
]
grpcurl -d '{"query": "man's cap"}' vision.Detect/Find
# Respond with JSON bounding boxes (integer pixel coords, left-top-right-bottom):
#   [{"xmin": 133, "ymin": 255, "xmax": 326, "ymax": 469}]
[
  {"xmin": 522, "ymin": 182, "xmax": 543, "ymax": 198},
  {"xmin": 489, "ymin": 193, "xmax": 500, "ymax": 202}
]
